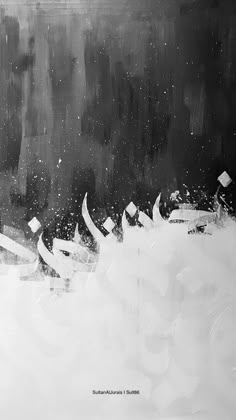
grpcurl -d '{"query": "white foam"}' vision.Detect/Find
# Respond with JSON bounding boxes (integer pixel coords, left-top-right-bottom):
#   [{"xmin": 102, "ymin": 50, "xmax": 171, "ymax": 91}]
[{"xmin": 0, "ymin": 218, "xmax": 235, "ymax": 419}]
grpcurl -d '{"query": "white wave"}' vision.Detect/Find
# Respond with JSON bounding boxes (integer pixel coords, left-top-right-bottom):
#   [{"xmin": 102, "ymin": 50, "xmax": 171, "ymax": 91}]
[{"xmin": 0, "ymin": 219, "xmax": 235, "ymax": 419}]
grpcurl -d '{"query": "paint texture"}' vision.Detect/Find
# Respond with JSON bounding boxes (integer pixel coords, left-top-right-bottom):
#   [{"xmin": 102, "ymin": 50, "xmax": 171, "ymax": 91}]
[{"xmin": 0, "ymin": 0, "xmax": 236, "ymax": 229}]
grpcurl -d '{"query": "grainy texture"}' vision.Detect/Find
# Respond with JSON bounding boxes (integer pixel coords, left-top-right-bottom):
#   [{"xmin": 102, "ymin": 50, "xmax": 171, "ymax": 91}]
[{"xmin": 0, "ymin": 0, "xmax": 235, "ymax": 229}]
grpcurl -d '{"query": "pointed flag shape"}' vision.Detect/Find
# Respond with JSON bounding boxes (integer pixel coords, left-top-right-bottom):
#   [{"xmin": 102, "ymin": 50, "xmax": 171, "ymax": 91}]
[
  {"xmin": 218, "ymin": 171, "xmax": 232, "ymax": 188},
  {"xmin": 125, "ymin": 201, "xmax": 137, "ymax": 217},
  {"xmin": 103, "ymin": 217, "xmax": 115, "ymax": 233}
]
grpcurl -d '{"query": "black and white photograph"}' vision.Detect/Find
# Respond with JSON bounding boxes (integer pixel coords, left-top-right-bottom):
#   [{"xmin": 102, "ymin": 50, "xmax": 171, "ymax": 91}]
[{"xmin": 0, "ymin": 0, "xmax": 235, "ymax": 419}]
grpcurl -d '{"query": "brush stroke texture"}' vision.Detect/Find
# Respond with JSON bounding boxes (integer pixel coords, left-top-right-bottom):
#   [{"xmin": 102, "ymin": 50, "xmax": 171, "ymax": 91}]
[{"xmin": 0, "ymin": 0, "xmax": 235, "ymax": 231}]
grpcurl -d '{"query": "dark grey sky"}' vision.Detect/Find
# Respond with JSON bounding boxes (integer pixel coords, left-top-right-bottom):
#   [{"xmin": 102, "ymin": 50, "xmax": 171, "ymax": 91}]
[{"xmin": 0, "ymin": 0, "xmax": 235, "ymax": 230}]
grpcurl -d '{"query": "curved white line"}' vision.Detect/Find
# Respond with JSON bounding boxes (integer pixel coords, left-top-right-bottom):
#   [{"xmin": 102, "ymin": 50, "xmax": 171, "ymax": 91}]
[
  {"xmin": 38, "ymin": 234, "xmax": 97, "ymax": 279},
  {"xmin": 152, "ymin": 193, "xmax": 166, "ymax": 225},
  {"xmin": 52, "ymin": 248, "xmax": 96, "ymax": 273},
  {"xmin": 0, "ymin": 233, "xmax": 36, "ymax": 262},
  {"xmin": 38, "ymin": 234, "xmax": 73, "ymax": 278},
  {"xmin": 73, "ymin": 223, "xmax": 81, "ymax": 243},
  {"xmin": 53, "ymin": 237, "xmax": 98, "ymax": 265},
  {"xmin": 82, "ymin": 193, "xmax": 105, "ymax": 244},
  {"xmin": 121, "ymin": 210, "xmax": 129, "ymax": 231},
  {"xmin": 0, "ymin": 233, "xmax": 38, "ymax": 277},
  {"xmin": 138, "ymin": 211, "xmax": 154, "ymax": 229},
  {"xmin": 53, "ymin": 237, "xmax": 89, "ymax": 257},
  {"xmin": 0, "ymin": 259, "xmax": 38, "ymax": 277}
]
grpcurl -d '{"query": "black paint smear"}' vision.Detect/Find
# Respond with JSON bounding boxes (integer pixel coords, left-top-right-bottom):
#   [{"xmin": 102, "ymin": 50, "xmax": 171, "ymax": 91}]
[
  {"xmin": 1, "ymin": 3, "xmax": 236, "ymax": 235},
  {"xmin": 180, "ymin": 0, "xmax": 220, "ymax": 15},
  {"xmin": 0, "ymin": 14, "xmax": 22, "ymax": 171},
  {"xmin": 11, "ymin": 53, "xmax": 35, "ymax": 74},
  {"xmin": 2, "ymin": 115, "xmax": 22, "ymax": 171}
]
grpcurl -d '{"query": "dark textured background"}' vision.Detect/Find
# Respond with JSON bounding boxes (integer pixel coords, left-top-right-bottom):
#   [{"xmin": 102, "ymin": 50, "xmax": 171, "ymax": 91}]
[{"xmin": 0, "ymin": 0, "xmax": 236, "ymax": 235}]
